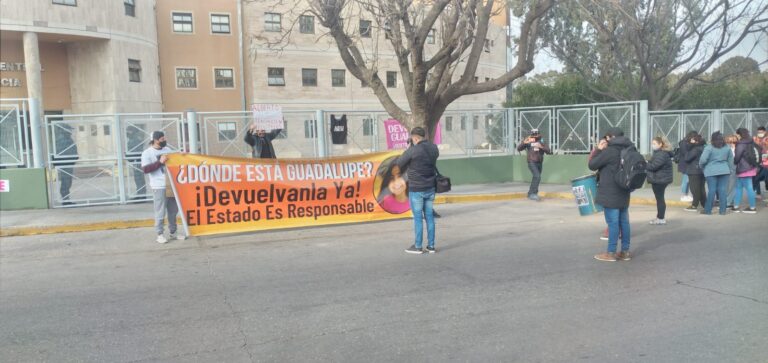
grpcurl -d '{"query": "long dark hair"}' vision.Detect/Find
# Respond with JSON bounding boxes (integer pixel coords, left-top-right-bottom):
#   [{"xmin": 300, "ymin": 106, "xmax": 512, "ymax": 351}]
[
  {"xmin": 376, "ymin": 157, "xmax": 407, "ymax": 202},
  {"xmin": 710, "ymin": 131, "xmax": 725, "ymax": 148},
  {"xmin": 685, "ymin": 131, "xmax": 699, "ymax": 142},
  {"xmin": 690, "ymin": 133, "xmax": 705, "ymax": 146},
  {"xmin": 736, "ymin": 128, "xmax": 751, "ymax": 141}
]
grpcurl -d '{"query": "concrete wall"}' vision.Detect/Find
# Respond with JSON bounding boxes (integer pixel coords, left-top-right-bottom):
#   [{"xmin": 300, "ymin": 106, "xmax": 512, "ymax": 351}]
[
  {"xmin": 437, "ymin": 155, "xmax": 594, "ymax": 186},
  {"xmin": 0, "ymin": 168, "xmax": 48, "ymax": 210},
  {"xmin": 0, "ymin": 39, "xmax": 72, "ymax": 111}
]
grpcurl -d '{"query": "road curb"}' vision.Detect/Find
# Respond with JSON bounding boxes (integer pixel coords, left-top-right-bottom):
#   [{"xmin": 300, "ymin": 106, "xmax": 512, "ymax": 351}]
[{"xmin": 0, "ymin": 192, "xmax": 688, "ymax": 237}]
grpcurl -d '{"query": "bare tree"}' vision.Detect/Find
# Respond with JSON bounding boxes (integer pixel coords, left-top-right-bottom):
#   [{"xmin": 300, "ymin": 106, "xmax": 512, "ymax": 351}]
[
  {"xmin": 282, "ymin": 0, "xmax": 556, "ymax": 138},
  {"xmin": 543, "ymin": 0, "xmax": 768, "ymax": 110}
]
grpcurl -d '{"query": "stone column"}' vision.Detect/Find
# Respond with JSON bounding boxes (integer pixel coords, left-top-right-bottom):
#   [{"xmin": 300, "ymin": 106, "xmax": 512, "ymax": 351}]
[{"xmin": 23, "ymin": 32, "xmax": 45, "ymax": 168}]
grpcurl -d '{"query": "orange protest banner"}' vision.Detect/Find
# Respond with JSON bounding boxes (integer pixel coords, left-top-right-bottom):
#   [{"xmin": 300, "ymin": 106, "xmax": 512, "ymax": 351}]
[{"xmin": 165, "ymin": 152, "xmax": 412, "ymax": 236}]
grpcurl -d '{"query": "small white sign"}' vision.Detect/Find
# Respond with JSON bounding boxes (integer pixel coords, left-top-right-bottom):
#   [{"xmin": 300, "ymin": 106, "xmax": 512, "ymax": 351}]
[
  {"xmin": 0, "ymin": 179, "xmax": 9, "ymax": 192},
  {"xmin": 251, "ymin": 104, "xmax": 284, "ymax": 130}
]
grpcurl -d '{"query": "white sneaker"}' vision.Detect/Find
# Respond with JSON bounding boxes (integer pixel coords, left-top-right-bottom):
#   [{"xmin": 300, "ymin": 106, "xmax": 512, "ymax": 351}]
[
  {"xmin": 681, "ymin": 195, "xmax": 693, "ymax": 202},
  {"xmin": 649, "ymin": 218, "xmax": 667, "ymax": 225},
  {"xmin": 169, "ymin": 233, "xmax": 186, "ymax": 241},
  {"xmin": 156, "ymin": 234, "xmax": 168, "ymax": 244}
]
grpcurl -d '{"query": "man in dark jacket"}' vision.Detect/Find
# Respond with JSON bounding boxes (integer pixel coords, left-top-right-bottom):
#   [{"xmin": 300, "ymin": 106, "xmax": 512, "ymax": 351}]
[
  {"xmin": 516, "ymin": 129, "xmax": 552, "ymax": 201},
  {"xmin": 397, "ymin": 127, "xmax": 439, "ymax": 254},
  {"xmin": 683, "ymin": 135, "xmax": 706, "ymax": 211},
  {"xmin": 244, "ymin": 125, "xmax": 282, "ymax": 159},
  {"xmin": 53, "ymin": 124, "xmax": 79, "ymax": 206},
  {"xmin": 588, "ymin": 128, "xmax": 633, "ymax": 262}
]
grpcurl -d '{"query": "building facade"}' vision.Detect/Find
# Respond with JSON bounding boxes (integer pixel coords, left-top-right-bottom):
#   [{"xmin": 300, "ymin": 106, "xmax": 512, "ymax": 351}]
[
  {"xmin": 0, "ymin": 0, "xmax": 162, "ymax": 114},
  {"xmin": 2, "ymin": 0, "xmax": 509, "ymax": 114}
]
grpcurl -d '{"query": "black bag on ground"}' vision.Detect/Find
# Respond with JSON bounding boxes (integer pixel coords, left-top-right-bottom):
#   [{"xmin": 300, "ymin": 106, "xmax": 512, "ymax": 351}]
[
  {"xmin": 614, "ymin": 145, "xmax": 647, "ymax": 192},
  {"xmin": 435, "ymin": 168, "xmax": 451, "ymax": 193}
]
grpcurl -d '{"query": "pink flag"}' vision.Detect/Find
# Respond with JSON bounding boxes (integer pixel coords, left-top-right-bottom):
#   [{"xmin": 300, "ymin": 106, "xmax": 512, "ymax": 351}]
[{"xmin": 384, "ymin": 119, "xmax": 442, "ymax": 150}]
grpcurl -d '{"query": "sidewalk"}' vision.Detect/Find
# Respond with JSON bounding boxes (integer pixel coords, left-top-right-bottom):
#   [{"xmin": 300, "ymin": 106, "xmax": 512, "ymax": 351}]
[{"xmin": 0, "ymin": 182, "xmax": 686, "ymax": 237}]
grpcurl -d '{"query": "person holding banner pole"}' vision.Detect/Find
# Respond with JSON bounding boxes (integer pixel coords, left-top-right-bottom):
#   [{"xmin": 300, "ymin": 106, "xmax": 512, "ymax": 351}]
[
  {"xmin": 398, "ymin": 127, "xmax": 440, "ymax": 254},
  {"xmin": 141, "ymin": 131, "xmax": 185, "ymax": 244},
  {"xmin": 244, "ymin": 124, "xmax": 282, "ymax": 159}
]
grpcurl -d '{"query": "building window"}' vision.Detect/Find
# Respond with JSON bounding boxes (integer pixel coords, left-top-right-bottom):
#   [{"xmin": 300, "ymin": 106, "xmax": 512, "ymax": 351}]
[
  {"xmin": 214, "ymin": 68, "xmax": 234, "ymax": 88},
  {"xmin": 485, "ymin": 77, "xmax": 491, "ymax": 82},
  {"xmin": 445, "ymin": 116, "xmax": 453, "ymax": 131},
  {"xmin": 103, "ymin": 125, "xmax": 111, "ymax": 136},
  {"xmin": 176, "ymin": 68, "xmax": 197, "ymax": 88},
  {"xmin": 304, "ymin": 119, "xmax": 316, "ymax": 138},
  {"xmin": 265, "ymin": 13, "xmax": 281, "ymax": 32},
  {"xmin": 90, "ymin": 125, "xmax": 98, "ymax": 136},
  {"xmin": 211, "ymin": 14, "xmax": 230, "ymax": 34},
  {"xmin": 217, "ymin": 122, "xmax": 237, "ymax": 141},
  {"xmin": 53, "ymin": 0, "xmax": 76, "ymax": 6},
  {"xmin": 128, "ymin": 59, "xmax": 141, "ymax": 82},
  {"xmin": 484, "ymin": 39, "xmax": 491, "ymax": 52},
  {"xmin": 300, "ymin": 15, "xmax": 315, "ymax": 34},
  {"xmin": 460, "ymin": 116, "xmax": 467, "ymax": 130},
  {"xmin": 359, "ymin": 20, "xmax": 372, "ymax": 38},
  {"xmin": 473, "ymin": 76, "xmax": 479, "ymax": 82},
  {"xmin": 302, "ymin": 68, "xmax": 317, "ymax": 87},
  {"xmin": 268, "ymin": 67, "xmax": 285, "ymax": 86},
  {"xmin": 427, "ymin": 29, "xmax": 435, "ymax": 44},
  {"xmin": 386, "ymin": 71, "xmax": 397, "ymax": 88},
  {"xmin": 473, "ymin": 116, "xmax": 479, "ymax": 130},
  {"xmin": 332, "ymin": 69, "xmax": 346, "ymax": 87},
  {"xmin": 363, "ymin": 118, "xmax": 374, "ymax": 136},
  {"xmin": 124, "ymin": 0, "xmax": 135, "ymax": 17},
  {"xmin": 172, "ymin": 12, "xmax": 193, "ymax": 33}
]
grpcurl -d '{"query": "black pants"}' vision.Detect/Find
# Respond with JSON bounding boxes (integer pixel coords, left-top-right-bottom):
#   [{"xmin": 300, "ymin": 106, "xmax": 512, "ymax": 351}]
[
  {"xmin": 688, "ymin": 174, "xmax": 706, "ymax": 208},
  {"xmin": 58, "ymin": 167, "xmax": 73, "ymax": 200},
  {"xmin": 651, "ymin": 183, "xmax": 667, "ymax": 219},
  {"xmin": 528, "ymin": 162, "xmax": 542, "ymax": 195}
]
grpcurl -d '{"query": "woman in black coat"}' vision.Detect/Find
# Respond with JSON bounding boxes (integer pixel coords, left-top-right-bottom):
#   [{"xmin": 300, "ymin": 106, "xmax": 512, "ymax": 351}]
[
  {"xmin": 683, "ymin": 134, "xmax": 707, "ymax": 211},
  {"xmin": 646, "ymin": 137, "xmax": 674, "ymax": 224}
]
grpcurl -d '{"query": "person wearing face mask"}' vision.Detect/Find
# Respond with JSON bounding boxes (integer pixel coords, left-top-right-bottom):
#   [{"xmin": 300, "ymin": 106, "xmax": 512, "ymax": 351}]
[
  {"xmin": 244, "ymin": 124, "xmax": 282, "ymax": 159},
  {"xmin": 645, "ymin": 137, "xmax": 674, "ymax": 224},
  {"xmin": 752, "ymin": 126, "xmax": 768, "ymax": 201},
  {"xmin": 141, "ymin": 131, "xmax": 185, "ymax": 244},
  {"xmin": 517, "ymin": 129, "xmax": 552, "ymax": 201}
]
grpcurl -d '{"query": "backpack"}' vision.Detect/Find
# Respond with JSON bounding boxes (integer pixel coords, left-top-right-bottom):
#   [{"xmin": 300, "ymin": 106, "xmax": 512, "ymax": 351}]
[
  {"xmin": 743, "ymin": 142, "xmax": 760, "ymax": 167},
  {"xmin": 614, "ymin": 145, "xmax": 647, "ymax": 192}
]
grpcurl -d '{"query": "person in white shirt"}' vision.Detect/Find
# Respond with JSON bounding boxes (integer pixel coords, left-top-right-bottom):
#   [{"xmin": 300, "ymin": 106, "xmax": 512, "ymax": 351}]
[{"xmin": 141, "ymin": 131, "xmax": 185, "ymax": 243}]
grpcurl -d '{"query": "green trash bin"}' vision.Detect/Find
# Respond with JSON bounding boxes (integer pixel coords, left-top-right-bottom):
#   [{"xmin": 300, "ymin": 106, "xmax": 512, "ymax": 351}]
[{"xmin": 571, "ymin": 174, "xmax": 603, "ymax": 216}]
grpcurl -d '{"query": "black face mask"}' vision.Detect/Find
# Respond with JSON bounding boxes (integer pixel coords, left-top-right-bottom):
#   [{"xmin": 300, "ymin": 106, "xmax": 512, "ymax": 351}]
[{"xmin": 158, "ymin": 141, "xmax": 167, "ymax": 148}]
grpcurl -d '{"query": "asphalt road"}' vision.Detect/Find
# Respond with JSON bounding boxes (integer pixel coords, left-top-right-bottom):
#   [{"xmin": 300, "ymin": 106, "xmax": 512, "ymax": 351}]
[{"xmin": 1, "ymin": 199, "xmax": 766, "ymax": 362}]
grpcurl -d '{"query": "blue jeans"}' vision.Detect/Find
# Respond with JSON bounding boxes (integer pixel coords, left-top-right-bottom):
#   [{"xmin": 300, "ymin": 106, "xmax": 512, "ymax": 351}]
[
  {"xmin": 733, "ymin": 176, "xmax": 756, "ymax": 209},
  {"xmin": 527, "ymin": 162, "xmax": 542, "ymax": 195},
  {"xmin": 705, "ymin": 174, "xmax": 729, "ymax": 214},
  {"xmin": 409, "ymin": 189, "xmax": 436, "ymax": 249},
  {"xmin": 680, "ymin": 173, "xmax": 689, "ymax": 195},
  {"xmin": 604, "ymin": 208, "xmax": 630, "ymax": 253}
]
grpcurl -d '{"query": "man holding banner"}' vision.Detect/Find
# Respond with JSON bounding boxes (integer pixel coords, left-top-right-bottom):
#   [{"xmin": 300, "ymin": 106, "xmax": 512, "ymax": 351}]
[
  {"xmin": 244, "ymin": 126, "xmax": 281, "ymax": 159},
  {"xmin": 397, "ymin": 127, "xmax": 440, "ymax": 254},
  {"xmin": 142, "ymin": 131, "xmax": 185, "ymax": 244}
]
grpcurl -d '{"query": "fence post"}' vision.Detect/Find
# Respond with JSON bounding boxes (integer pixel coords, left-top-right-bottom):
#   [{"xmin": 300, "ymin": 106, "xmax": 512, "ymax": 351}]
[
  {"xmin": 506, "ymin": 108, "xmax": 515, "ymax": 154},
  {"xmin": 115, "ymin": 115, "xmax": 127, "ymax": 204},
  {"xmin": 638, "ymin": 100, "xmax": 650, "ymax": 154},
  {"xmin": 315, "ymin": 110, "xmax": 326, "ymax": 157},
  {"xmin": 370, "ymin": 112, "xmax": 379, "ymax": 152},
  {"xmin": 465, "ymin": 112, "xmax": 472, "ymax": 157},
  {"xmin": 186, "ymin": 110, "xmax": 198, "ymax": 154},
  {"xmin": 712, "ymin": 109, "xmax": 721, "ymax": 134},
  {"xmin": 28, "ymin": 97, "xmax": 44, "ymax": 168}
]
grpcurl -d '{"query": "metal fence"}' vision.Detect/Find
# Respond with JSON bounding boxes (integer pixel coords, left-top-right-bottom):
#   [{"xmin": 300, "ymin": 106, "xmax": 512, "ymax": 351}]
[
  {"xmin": 4, "ymin": 95, "xmax": 767, "ymax": 208},
  {"xmin": 0, "ymin": 98, "xmax": 31, "ymax": 168},
  {"xmin": 514, "ymin": 101, "xmax": 643, "ymax": 154},
  {"xmin": 649, "ymin": 108, "xmax": 768, "ymax": 149},
  {"xmin": 45, "ymin": 113, "xmax": 185, "ymax": 208}
]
